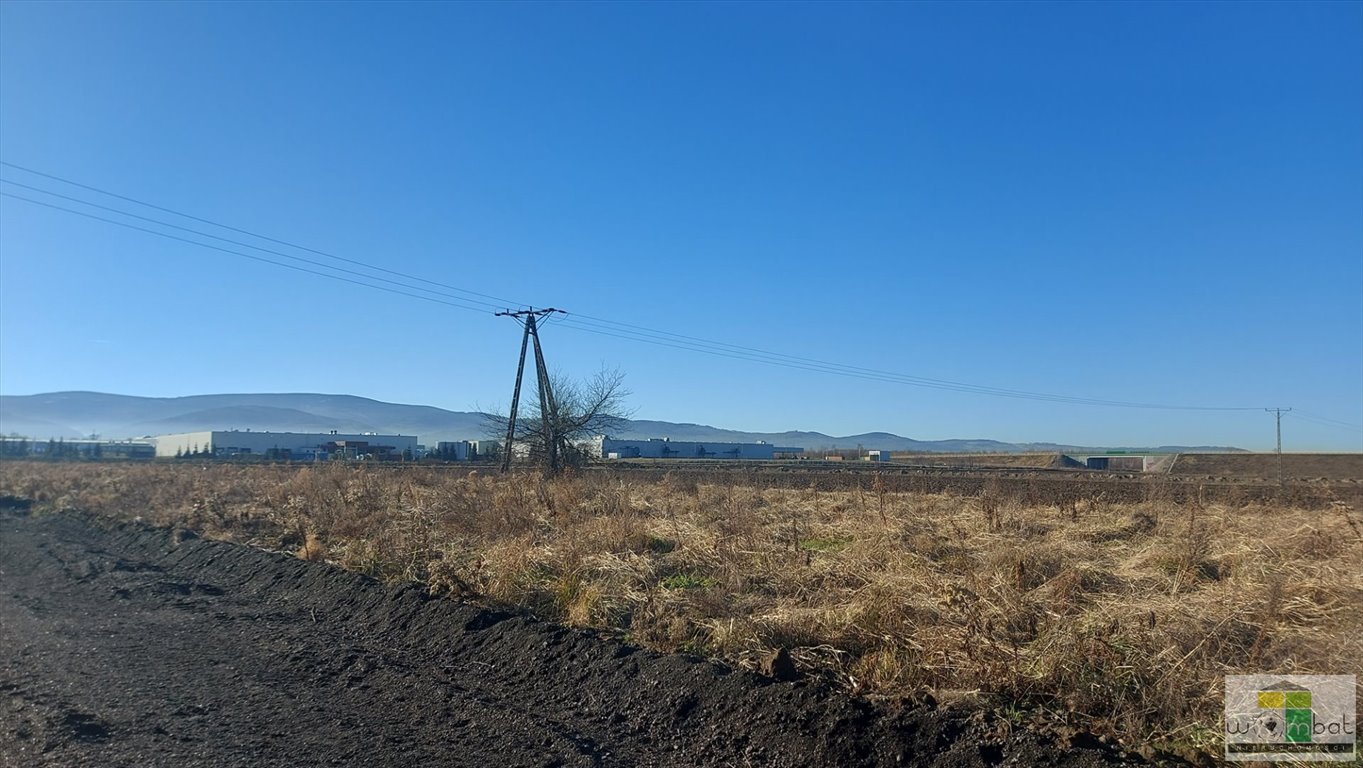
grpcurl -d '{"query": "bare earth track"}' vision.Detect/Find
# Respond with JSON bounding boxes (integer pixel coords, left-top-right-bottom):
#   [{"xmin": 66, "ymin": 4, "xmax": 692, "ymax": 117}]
[{"xmin": 0, "ymin": 505, "xmax": 1138, "ymax": 768}]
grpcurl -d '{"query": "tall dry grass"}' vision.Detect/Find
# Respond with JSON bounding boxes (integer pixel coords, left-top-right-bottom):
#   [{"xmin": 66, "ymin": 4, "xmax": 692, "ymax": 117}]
[{"xmin": 3, "ymin": 460, "xmax": 1360, "ymax": 757}]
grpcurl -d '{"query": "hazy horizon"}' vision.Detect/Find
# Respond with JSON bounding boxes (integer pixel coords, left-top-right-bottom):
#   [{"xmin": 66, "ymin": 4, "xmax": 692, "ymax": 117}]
[{"xmin": 0, "ymin": 388, "xmax": 1341, "ymax": 453}]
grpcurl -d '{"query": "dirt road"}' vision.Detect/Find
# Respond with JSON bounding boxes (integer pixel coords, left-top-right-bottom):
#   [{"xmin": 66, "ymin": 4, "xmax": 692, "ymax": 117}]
[{"xmin": 0, "ymin": 506, "xmax": 1135, "ymax": 767}]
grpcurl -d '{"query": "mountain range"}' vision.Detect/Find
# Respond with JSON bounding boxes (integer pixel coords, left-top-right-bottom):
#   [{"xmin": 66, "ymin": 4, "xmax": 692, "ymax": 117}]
[{"xmin": 0, "ymin": 391, "xmax": 1244, "ymax": 454}]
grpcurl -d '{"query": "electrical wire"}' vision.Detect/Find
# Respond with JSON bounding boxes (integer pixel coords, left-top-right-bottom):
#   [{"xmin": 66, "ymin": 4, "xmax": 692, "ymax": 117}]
[
  {"xmin": 553, "ymin": 317, "xmax": 1136, "ymax": 404},
  {"xmin": 0, "ymin": 192, "xmax": 494, "ymax": 315},
  {"xmin": 552, "ymin": 314, "xmax": 1259, "ymax": 409},
  {"xmin": 0, "ymin": 178, "xmax": 1280, "ymax": 411},
  {"xmin": 0, "ymin": 163, "xmax": 1341, "ymax": 417},
  {"xmin": 1, "ymin": 179, "xmax": 506, "ymax": 311},
  {"xmin": 1288, "ymin": 411, "xmax": 1363, "ymax": 433},
  {"xmin": 0, "ymin": 160, "xmax": 522, "ymax": 310},
  {"xmin": 11, "ymin": 172, "xmax": 1193, "ymax": 408}
]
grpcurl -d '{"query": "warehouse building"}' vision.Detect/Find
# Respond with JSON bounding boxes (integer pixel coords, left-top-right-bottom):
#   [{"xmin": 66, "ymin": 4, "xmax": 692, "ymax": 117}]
[
  {"xmin": 0, "ymin": 437, "xmax": 155, "ymax": 459},
  {"xmin": 153, "ymin": 430, "xmax": 418, "ymax": 461},
  {"xmin": 581, "ymin": 436, "xmax": 803, "ymax": 460},
  {"xmin": 432, "ymin": 440, "xmax": 500, "ymax": 461}
]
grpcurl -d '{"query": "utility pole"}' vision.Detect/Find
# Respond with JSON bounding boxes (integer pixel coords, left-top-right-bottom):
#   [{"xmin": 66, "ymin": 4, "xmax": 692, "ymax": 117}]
[
  {"xmin": 1265, "ymin": 407, "xmax": 1291, "ymax": 486},
  {"xmin": 497, "ymin": 308, "xmax": 566, "ymax": 473}
]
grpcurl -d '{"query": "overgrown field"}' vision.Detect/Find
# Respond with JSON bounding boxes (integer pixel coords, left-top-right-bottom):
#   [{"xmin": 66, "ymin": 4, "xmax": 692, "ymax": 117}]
[{"xmin": 3, "ymin": 460, "xmax": 1361, "ymax": 759}]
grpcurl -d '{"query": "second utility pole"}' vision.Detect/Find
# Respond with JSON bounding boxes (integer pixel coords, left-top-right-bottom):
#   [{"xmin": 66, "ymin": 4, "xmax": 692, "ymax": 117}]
[
  {"xmin": 1265, "ymin": 407, "xmax": 1292, "ymax": 486},
  {"xmin": 497, "ymin": 308, "xmax": 566, "ymax": 474}
]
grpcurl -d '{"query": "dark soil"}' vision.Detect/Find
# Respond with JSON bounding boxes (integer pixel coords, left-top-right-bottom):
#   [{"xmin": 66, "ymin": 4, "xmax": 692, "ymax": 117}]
[{"xmin": 0, "ymin": 508, "xmax": 1143, "ymax": 768}]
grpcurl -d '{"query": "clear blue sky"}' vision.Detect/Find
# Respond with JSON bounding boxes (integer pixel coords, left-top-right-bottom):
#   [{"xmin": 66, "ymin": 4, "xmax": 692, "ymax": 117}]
[{"xmin": 1, "ymin": 0, "xmax": 1360, "ymax": 450}]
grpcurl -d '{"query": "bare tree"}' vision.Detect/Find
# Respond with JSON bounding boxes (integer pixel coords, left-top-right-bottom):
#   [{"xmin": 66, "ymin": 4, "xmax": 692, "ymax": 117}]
[{"xmin": 485, "ymin": 367, "xmax": 632, "ymax": 472}]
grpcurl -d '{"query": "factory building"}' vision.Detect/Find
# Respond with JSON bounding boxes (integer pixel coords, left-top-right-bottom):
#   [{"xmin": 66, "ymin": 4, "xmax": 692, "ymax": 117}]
[
  {"xmin": 153, "ymin": 430, "xmax": 418, "ymax": 461},
  {"xmin": 581, "ymin": 436, "xmax": 803, "ymax": 460}
]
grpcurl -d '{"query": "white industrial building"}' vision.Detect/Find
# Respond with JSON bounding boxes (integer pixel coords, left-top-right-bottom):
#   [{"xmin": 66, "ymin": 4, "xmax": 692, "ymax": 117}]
[
  {"xmin": 432, "ymin": 440, "xmax": 500, "ymax": 461},
  {"xmin": 0, "ymin": 437, "xmax": 155, "ymax": 459},
  {"xmin": 581, "ymin": 436, "xmax": 803, "ymax": 460},
  {"xmin": 153, "ymin": 430, "xmax": 418, "ymax": 460}
]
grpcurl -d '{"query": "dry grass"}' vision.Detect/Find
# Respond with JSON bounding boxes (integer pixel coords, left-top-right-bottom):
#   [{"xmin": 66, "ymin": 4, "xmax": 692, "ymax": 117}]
[{"xmin": 3, "ymin": 460, "xmax": 1360, "ymax": 756}]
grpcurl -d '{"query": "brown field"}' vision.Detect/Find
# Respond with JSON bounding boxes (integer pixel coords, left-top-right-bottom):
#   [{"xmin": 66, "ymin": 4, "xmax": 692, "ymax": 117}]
[
  {"xmin": 888, "ymin": 452, "xmax": 1077, "ymax": 469},
  {"xmin": 3, "ymin": 459, "xmax": 1361, "ymax": 760},
  {"xmin": 1169, "ymin": 452, "xmax": 1363, "ymax": 483}
]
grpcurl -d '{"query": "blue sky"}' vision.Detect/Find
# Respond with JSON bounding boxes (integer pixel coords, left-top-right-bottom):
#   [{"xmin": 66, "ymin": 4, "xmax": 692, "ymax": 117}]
[{"xmin": 1, "ymin": 0, "xmax": 1359, "ymax": 450}]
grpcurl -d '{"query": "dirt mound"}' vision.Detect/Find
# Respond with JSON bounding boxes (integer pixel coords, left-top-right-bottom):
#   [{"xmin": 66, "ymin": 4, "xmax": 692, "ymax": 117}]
[
  {"xmin": 1169, "ymin": 452, "xmax": 1363, "ymax": 482},
  {"xmin": 0, "ymin": 509, "xmax": 1142, "ymax": 767},
  {"xmin": 890, "ymin": 453, "xmax": 1070, "ymax": 470}
]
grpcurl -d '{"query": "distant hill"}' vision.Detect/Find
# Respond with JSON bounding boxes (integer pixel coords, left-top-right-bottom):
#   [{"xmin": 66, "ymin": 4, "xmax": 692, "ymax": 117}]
[
  {"xmin": 0, "ymin": 392, "xmax": 484, "ymax": 442},
  {"xmin": 0, "ymin": 391, "xmax": 1245, "ymax": 454}
]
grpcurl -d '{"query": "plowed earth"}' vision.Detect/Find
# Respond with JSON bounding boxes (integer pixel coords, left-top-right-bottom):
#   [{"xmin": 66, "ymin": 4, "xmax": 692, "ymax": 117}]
[{"xmin": 0, "ymin": 506, "xmax": 1138, "ymax": 768}]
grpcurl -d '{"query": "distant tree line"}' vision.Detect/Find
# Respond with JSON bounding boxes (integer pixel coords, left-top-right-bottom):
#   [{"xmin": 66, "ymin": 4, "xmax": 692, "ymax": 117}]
[{"xmin": 1, "ymin": 437, "xmax": 101, "ymax": 460}]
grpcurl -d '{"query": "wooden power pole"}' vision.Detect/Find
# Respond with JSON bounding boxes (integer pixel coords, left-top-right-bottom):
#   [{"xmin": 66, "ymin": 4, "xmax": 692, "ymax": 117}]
[{"xmin": 497, "ymin": 308, "xmax": 566, "ymax": 473}]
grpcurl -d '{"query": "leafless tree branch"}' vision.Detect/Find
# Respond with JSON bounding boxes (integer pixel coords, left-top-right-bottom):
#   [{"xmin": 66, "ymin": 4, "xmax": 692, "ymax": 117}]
[{"xmin": 484, "ymin": 367, "xmax": 632, "ymax": 470}]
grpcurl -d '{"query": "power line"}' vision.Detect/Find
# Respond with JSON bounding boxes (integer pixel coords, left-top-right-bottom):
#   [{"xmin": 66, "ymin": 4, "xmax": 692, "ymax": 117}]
[
  {"xmin": 1288, "ymin": 411, "xmax": 1363, "ymax": 433},
  {"xmin": 0, "ymin": 192, "xmax": 495, "ymax": 315},
  {"xmin": 3, "ymin": 183, "xmax": 1145, "ymax": 405},
  {"xmin": 553, "ymin": 317, "xmax": 1150, "ymax": 405},
  {"xmin": 0, "ymin": 178, "xmax": 1274, "ymax": 411},
  {"xmin": 534, "ymin": 309, "xmax": 1262, "ymax": 406},
  {"xmin": 0, "ymin": 163, "xmax": 1318, "ymax": 415},
  {"xmin": 552, "ymin": 314, "xmax": 1259, "ymax": 410},
  {"xmin": 0, "ymin": 161, "xmax": 522, "ymax": 310},
  {"xmin": 1, "ymin": 179, "xmax": 507, "ymax": 311}
]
